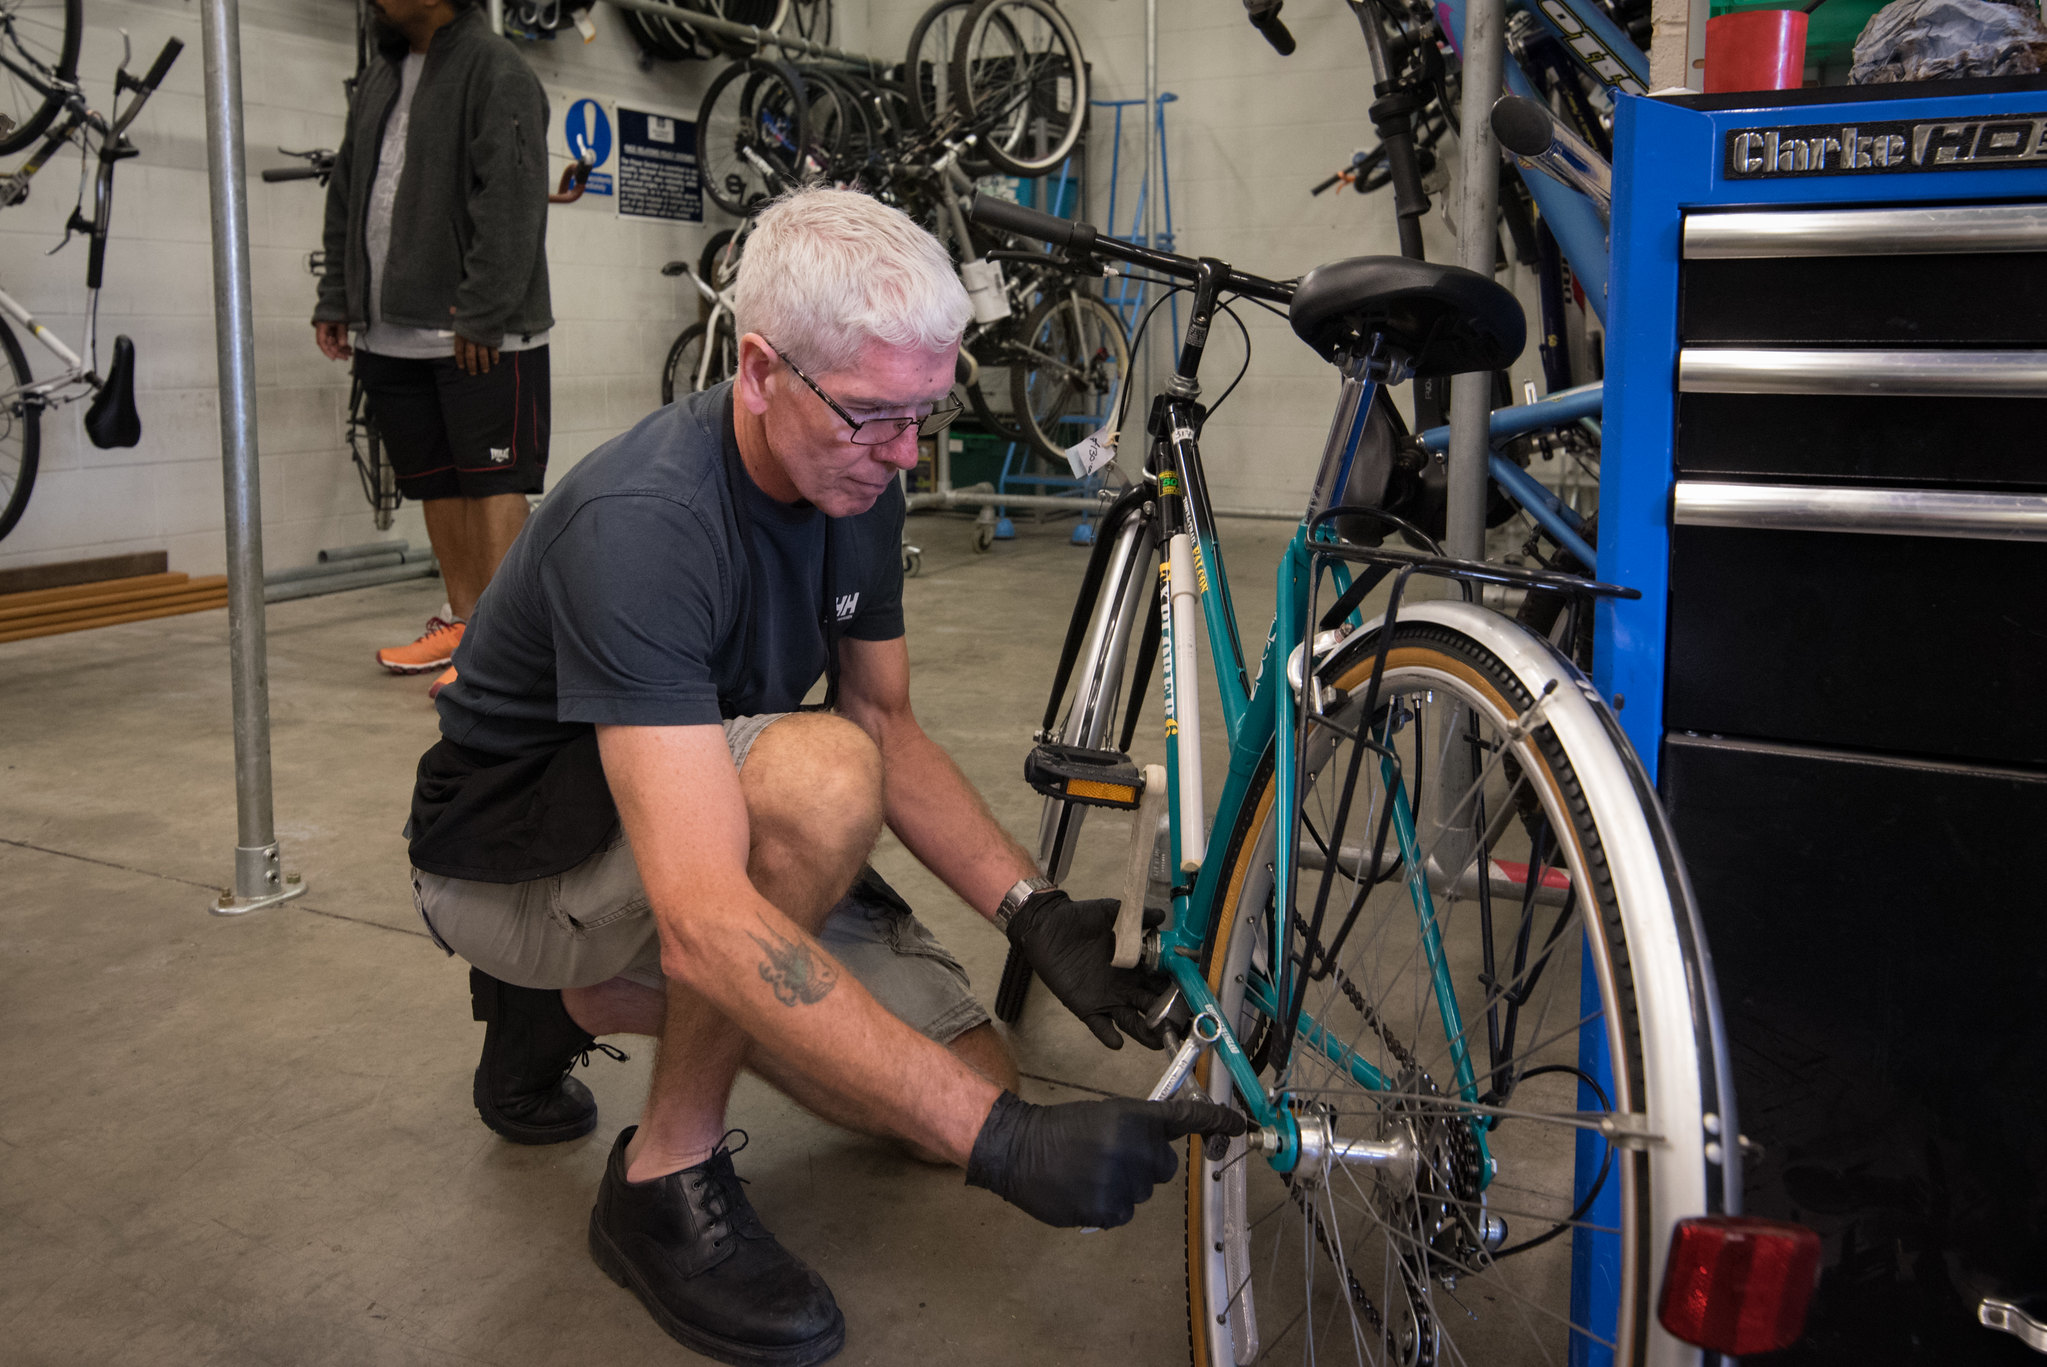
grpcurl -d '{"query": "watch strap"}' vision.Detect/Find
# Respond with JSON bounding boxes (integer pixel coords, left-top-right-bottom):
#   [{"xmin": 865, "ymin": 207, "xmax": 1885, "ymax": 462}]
[{"xmin": 996, "ymin": 875, "xmax": 1054, "ymax": 933}]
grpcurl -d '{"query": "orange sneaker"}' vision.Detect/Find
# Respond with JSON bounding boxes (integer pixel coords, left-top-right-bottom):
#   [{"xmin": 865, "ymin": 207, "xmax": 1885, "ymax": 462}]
[
  {"xmin": 427, "ymin": 664, "xmax": 458, "ymax": 700},
  {"xmin": 377, "ymin": 616, "xmax": 464, "ymax": 674}
]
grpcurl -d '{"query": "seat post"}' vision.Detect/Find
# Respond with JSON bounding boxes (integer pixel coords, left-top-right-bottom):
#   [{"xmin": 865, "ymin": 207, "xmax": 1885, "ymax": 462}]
[{"xmin": 1305, "ymin": 350, "xmax": 1381, "ymax": 526}]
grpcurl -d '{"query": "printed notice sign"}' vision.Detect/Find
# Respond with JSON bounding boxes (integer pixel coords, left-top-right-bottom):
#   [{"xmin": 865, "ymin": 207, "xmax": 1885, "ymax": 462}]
[{"xmin": 616, "ymin": 105, "xmax": 701, "ymax": 223}]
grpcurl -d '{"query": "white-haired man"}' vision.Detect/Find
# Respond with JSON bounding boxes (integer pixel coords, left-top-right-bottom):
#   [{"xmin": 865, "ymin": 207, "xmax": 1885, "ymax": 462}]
[{"xmin": 403, "ymin": 187, "xmax": 1241, "ymax": 1366}]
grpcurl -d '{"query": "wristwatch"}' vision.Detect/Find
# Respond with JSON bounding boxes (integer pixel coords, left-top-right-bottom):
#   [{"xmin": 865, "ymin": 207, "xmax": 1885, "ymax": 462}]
[{"xmin": 995, "ymin": 875, "xmax": 1055, "ymax": 933}]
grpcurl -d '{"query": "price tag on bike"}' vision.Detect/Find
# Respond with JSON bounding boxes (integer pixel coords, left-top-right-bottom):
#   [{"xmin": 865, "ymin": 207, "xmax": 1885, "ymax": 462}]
[{"xmin": 1064, "ymin": 426, "xmax": 1119, "ymax": 480}]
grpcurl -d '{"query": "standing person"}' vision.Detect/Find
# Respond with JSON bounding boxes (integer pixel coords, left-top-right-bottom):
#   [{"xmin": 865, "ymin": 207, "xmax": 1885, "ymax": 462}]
[
  {"xmin": 312, "ymin": 0, "xmax": 552, "ymax": 697},
  {"xmin": 405, "ymin": 187, "xmax": 1240, "ymax": 1366}
]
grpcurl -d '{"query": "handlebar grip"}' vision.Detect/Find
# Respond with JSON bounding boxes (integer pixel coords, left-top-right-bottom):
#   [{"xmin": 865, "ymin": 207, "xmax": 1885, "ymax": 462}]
[
  {"xmin": 261, "ymin": 165, "xmax": 326, "ymax": 182},
  {"xmin": 967, "ymin": 193, "xmax": 1096, "ymax": 254},
  {"xmin": 137, "ymin": 37, "xmax": 184, "ymax": 94},
  {"xmin": 1247, "ymin": 2, "xmax": 1296, "ymax": 56}
]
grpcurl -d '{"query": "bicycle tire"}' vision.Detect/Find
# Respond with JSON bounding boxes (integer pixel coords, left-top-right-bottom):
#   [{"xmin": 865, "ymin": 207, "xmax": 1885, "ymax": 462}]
[
  {"xmin": 620, "ymin": 0, "xmax": 708, "ymax": 61},
  {"xmin": 903, "ymin": 0, "xmax": 974, "ymax": 130},
  {"xmin": 0, "ymin": 0, "xmax": 81, "ymax": 157},
  {"xmin": 661, "ymin": 319, "xmax": 738, "ymax": 405},
  {"xmin": 1186, "ymin": 604, "xmax": 1728, "ymax": 1367},
  {"xmin": 696, "ymin": 56, "xmax": 812, "ymax": 219},
  {"xmin": 688, "ymin": 0, "xmax": 790, "ymax": 59},
  {"xmin": 1010, "ymin": 291, "xmax": 1128, "ymax": 464},
  {"xmin": 949, "ymin": 0, "xmax": 1087, "ymax": 177},
  {"xmin": 698, "ymin": 227, "xmax": 742, "ymax": 290},
  {"xmin": 0, "ymin": 316, "xmax": 39, "ymax": 541}
]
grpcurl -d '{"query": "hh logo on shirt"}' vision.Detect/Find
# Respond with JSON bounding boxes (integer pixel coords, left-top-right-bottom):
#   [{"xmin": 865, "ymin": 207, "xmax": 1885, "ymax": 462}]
[{"xmin": 835, "ymin": 593, "xmax": 860, "ymax": 622}]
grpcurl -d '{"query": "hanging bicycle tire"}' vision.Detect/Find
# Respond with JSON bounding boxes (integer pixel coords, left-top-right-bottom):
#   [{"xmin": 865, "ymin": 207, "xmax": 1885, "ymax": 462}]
[
  {"xmin": 1010, "ymin": 292, "xmax": 1128, "ymax": 464},
  {"xmin": 0, "ymin": 316, "xmax": 40, "ymax": 541},
  {"xmin": 0, "ymin": 0, "xmax": 82, "ymax": 156},
  {"xmin": 661, "ymin": 319, "xmax": 738, "ymax": 405},
  {"xmin": 1186, "ymin": 604, "xmax": 1729, "ymax": 1367},
  {"xmin": 696, "ymin": 56, "xmax": 812, "ymax": 218},
  {"xmin": 948, "ymin": 0, "xmax": 1087, "ymax": 177}
]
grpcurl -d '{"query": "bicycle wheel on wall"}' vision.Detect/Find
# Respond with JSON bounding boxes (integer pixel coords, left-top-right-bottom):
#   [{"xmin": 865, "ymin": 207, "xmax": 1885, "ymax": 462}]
[
  {"xmin": 661, "ymin": 320, "xmax": 738, "ymax": 405},
  {"xmin": 0, "ymin": 0, "xmax": 81, "ymax": 156},
  {"xmin": 0, "ymin": 317, "xmax": 41, "ymax": 541},
  {"xmin": 1188, "ymin": 603, "xmax": 1729, "ymax": 1367},
  {"xmin": 1011, "ymin": 292, "xmax": 1127, "ymax": 464},
  {"xmin": 949, "ymin": 0, "xmax": 1087, "ymax": 177},
  {"xmin": 902, "ymin": 0, "xmax": 974, "ymax": 130},
  {"xmin": 696, "ymin": 57, "xmax": 811, "ymax": 218}
]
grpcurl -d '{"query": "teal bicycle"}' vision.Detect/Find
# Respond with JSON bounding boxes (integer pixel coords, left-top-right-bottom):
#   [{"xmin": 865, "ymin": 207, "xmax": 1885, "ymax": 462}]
[{"xmin": 966, "ymin": 194, "xmax": 1800, "ymax": 1367}]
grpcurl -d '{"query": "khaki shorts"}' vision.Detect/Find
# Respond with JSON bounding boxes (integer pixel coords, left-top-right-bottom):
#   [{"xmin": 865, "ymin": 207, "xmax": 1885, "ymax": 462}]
[{"xmin": 410, "ymin": 713, "xmax": 990, "ymax": 1045}]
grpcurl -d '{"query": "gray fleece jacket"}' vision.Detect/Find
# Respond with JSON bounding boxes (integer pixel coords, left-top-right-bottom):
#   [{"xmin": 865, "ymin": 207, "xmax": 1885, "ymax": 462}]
[{"xmin": 314, "ymin": 8, "xmax": 551, "ymax": 348}]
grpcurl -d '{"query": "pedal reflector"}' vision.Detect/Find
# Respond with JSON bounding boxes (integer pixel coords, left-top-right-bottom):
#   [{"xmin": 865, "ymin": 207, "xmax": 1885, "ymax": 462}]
[{"xmin": 1025, "ymin": 743, "xmax": 1146, "ymax": 810}]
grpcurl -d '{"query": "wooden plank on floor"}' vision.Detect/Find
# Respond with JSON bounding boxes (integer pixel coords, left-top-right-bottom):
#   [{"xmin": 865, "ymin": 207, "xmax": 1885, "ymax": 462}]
[
  {"xmin": 0, "ymin": 572, "xmax": 190, "ymax": 613},
  {"xmin": 0, "ymin": 551, "xmax": 170, "ymax": 596},
  {"xmin": 0, "ymin": 583, "xmax": 228, "ymax": 632},
  {"xmin": 0, "ymin": 591, "xmax": 229, "ymax": 644},
  {"xmin": 0, "ymin": 574, "xmax": 207, "ymax": 623}
]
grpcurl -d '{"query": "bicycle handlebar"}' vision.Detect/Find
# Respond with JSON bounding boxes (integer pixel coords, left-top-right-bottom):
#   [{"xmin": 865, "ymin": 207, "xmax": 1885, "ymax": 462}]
[
  {"xmin": 260, "ymin": 165, "xmax": 327, "ymax": 182},
  {"xmin": 108, "ymin": 38, "xmax": 183, "ymax": 140},
  {"xmin": 966, "ymin": 193, "xmax": 1294, "ymax": 305},
  {"xmin": 133, "ymin": 37, "xmax": 183, "ymax": 96}
]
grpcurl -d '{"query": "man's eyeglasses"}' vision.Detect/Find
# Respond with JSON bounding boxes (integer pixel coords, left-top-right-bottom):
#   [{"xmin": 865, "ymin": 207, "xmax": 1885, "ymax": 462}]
[{"xmin": 767, "ymin": 341, "xmax": 963, "ymax": 447}]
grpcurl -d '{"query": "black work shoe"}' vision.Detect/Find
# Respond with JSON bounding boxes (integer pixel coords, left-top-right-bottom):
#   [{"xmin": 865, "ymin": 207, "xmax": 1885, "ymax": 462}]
[
  {"xmin": 469, "ymin": 966, "xmax": 620, "ymax": 1145},
  {"xmin": 588, "ymin": 1127, "xmax": 845, "ymax": 1366}
]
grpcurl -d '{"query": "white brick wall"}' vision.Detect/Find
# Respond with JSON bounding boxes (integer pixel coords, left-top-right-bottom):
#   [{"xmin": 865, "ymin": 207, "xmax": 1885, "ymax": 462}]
[
  {"xmin": 0, "ymin": 0, "xmax": 1564, "ymax": 575},
  {"xmin": 0, "ymin": 0, "xmax": 874, "ymax": 576}
]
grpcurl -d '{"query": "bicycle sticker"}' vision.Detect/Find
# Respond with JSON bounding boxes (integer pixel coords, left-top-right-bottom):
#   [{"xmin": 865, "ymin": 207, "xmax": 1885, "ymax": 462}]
[{"xmin": 1065, "ymin": 426, "xmax": 1119, "ymax": 479}]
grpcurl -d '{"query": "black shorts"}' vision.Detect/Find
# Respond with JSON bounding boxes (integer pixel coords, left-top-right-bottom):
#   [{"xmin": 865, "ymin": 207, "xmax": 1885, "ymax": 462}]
[{"xmin": 354, "ymin": 346, "xmax": 550, "ymax": 501}]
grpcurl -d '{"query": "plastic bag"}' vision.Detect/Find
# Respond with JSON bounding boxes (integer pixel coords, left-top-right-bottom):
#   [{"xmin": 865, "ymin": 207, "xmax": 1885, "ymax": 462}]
[{"xmin": 1850, "ymin": 0, "xmax": 2047, "ymax": 82}]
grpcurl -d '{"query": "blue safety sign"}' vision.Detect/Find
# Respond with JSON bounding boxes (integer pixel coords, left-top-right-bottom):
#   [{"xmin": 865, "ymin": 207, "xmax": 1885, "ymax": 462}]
[{"xmin": 564, "ymin": 98, "xmax": 613, "ymax": 168}]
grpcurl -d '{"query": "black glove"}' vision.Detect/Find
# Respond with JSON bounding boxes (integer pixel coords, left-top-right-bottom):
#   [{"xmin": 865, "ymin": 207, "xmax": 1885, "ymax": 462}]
[
  {"xmin": 1006, "ymin": 889, "xmax": 1170, "ymax": 1050},
  {"xmin": 965, "ymin": 1091, "xmax": 1250, "ymax": 1228}
]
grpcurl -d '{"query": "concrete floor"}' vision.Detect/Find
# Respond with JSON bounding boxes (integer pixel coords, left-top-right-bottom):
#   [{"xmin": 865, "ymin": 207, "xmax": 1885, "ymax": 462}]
[{"xmin": 0, "ymin": 510, "xmax": 1302, "ymax": 1367}]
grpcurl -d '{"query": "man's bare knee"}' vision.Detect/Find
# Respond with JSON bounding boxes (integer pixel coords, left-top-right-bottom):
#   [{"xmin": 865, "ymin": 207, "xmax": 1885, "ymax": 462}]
[{"xmin": 742, "ymin": 713, "xmax": 884, "ymax": 861}]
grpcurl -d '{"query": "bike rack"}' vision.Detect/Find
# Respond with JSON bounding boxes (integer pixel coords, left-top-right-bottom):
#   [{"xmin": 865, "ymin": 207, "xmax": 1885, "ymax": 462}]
[{"xmin": 507, "ymin": 0, "xmax": 890, "ymax": 71}]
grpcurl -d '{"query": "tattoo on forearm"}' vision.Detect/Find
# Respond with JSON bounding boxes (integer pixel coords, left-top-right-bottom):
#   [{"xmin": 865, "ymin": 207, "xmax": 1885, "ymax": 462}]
[{"xmin": 748, "ymin": 916, "xmax": 839, "ymax": 1007}]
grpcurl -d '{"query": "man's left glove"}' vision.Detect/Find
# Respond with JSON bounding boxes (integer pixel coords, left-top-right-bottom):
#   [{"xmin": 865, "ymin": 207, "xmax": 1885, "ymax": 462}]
[{"xmin": 1005, "ymin": 889, "xmax": 1171, "ymax": 1050}]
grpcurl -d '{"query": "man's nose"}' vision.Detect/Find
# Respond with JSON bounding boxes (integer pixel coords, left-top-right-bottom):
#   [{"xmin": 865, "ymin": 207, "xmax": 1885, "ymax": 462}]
[{"xmin": 876, "ymin": 427, "xmax": 922, "ymax": 471}]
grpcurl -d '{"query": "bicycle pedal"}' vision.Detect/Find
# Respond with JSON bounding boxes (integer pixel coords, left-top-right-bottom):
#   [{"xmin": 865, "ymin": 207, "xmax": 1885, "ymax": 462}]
[{"xmin": 1024, "ymin": 743, "xmax": 1146, "ymax": 809}]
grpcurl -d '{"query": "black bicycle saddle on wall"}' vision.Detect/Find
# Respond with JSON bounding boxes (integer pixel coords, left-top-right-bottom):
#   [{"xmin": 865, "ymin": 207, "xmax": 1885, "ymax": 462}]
[
  {"xmin": 85, "ymin": 334, "xmax": 141, "ymax": 450},
  {"xmin": 1289, "ymin": 257, "xmax": 1526, "ymax": 377}
]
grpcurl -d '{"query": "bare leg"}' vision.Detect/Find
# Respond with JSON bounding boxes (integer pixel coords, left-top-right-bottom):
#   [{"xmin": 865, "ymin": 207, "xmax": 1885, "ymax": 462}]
[
  {"xmin": 458, "ymin": 492, "xmax": 530, "ymax": 617},
  {"xmin": 618, "ymin": 714, "xmax": 883, "ymax": 1182},
  {"xmin": 419, "ymin": 497, "xmax": 475, "ymax": 616}
]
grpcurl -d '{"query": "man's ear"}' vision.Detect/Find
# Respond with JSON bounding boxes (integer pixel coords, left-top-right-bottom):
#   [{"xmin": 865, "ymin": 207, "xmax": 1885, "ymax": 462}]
[{"xmin": 734, "ymin": 333, "xmax": 778, "ymax": 417}]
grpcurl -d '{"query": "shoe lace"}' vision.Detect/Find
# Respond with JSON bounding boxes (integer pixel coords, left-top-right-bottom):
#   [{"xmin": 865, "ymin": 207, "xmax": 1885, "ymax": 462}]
[
  {"xmin": 417, "ymin": 616, "xmax": 462, "ymax": 642},
  {"xmin": 573, "ymin": 1040, "xmax": 630, "ymax": 1070},
  {"xmin": 691, "ymin": 1130, "xmax": 755, "ymax": 1247}
]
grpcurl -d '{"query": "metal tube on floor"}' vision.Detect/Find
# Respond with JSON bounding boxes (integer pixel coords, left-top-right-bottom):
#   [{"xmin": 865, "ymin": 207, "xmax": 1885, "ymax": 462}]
[{"xmin": 201, "ymin": 0, "xmax": 304, "ymax": 917}]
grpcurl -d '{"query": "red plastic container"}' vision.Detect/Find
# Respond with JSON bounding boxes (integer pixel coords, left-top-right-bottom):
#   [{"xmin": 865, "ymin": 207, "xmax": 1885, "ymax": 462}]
[{"xmin": 1704, "ymin": 9, "xmax": 1809, "ymax": 93}]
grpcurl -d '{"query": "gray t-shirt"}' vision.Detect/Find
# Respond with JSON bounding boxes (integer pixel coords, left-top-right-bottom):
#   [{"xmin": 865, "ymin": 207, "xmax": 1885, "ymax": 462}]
[{"xmin": 434, "ymin": 382, "xmax": 906, "ymax": 760}]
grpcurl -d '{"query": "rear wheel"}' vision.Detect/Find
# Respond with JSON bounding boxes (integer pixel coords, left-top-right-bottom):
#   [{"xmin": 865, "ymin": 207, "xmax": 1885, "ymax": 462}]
[
  {"xmin": 1188, "ymin": 613, "xmax": 1720, "ymax": 1366},
  {"xmin": 0, "ymin": 316, "xmax": 41, "ymax": 541},
  {"xmin": 1011, "ymin": 291, "xmax": 1127, "ymax": 464},
  {"xmin": 0, "ymin": 0, "xmax": 82, "ymax": 156},
  {"xmin": 949, "ymin": 0, "xmax": 1087, "ymax": 176}
]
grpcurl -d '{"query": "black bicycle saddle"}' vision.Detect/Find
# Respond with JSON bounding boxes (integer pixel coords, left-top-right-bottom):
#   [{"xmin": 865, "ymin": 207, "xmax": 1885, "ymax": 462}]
[{"xmin": 1288, "ymin": 256, "xmax": 1525, "ymax": 377}]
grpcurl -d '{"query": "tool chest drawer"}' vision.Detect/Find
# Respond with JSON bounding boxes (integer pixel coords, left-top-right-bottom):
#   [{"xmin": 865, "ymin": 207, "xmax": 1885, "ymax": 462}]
[
  {"xmin": 1664, "ymin": 524, "xmax": 2047, "ymax": 766},
  {"xmin": 1675, "ymin": 391, "xmax": 2047, "ymax": 489}
]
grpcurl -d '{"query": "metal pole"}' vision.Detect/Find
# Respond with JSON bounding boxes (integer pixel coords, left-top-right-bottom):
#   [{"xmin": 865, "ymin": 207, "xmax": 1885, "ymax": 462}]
[
  {"xmin": 201, "ymin": 0, "xmax": 304, "ymax": 917},
  {"xmin": 1140, "ymin": 0, "xmax": 1158, "ymax": 436},
  {"xmin": 1447, "ymin": 0, "xmax": 1505, "ymax": 563}
]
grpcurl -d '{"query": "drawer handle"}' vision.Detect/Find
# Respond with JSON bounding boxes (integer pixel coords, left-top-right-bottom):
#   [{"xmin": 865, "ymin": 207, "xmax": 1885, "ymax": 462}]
[
  {"xmin": 1674, "ymin": 481, "xmax": 2047, "ymax": 543},
  {"xmin": 1679, "ymin": 348, "xmax": 2047, "ymax": 398},
  {"xmin": 1685, "ymin": 203, "xmax": 2047, "ymax": 259}
]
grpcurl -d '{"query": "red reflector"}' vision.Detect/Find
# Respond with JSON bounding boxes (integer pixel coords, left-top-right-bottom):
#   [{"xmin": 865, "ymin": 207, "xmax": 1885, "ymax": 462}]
[{"xmin": 1658, "ymin": 1216, "xmax": 1821, "ymax": 1355}]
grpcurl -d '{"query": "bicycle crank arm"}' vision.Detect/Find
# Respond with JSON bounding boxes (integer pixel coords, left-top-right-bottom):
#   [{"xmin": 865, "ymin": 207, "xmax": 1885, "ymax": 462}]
[{"xmin": 1147, "ymin": 1006, "xmax": 1223, "ymax": 1101}]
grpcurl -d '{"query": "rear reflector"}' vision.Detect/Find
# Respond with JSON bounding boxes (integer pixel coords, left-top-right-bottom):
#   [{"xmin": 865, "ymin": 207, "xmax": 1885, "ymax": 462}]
[{"xmin": 1658, "ymin": 1216, "xmax": 1821, "ymax": 1355}]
